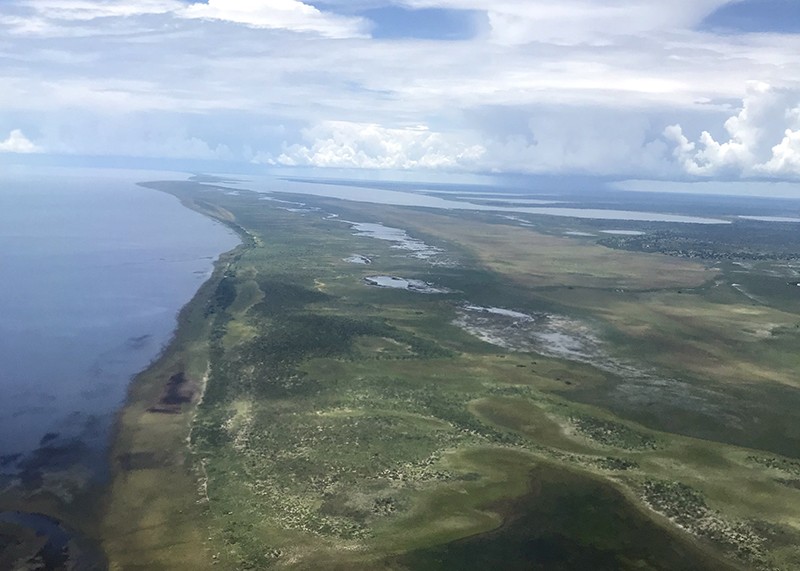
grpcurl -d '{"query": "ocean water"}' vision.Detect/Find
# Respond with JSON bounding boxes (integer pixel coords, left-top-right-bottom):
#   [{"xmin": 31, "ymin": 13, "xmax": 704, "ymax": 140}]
[{"xmin": 0, "ymin": 167, "xmax": 239, "ymax": 479}]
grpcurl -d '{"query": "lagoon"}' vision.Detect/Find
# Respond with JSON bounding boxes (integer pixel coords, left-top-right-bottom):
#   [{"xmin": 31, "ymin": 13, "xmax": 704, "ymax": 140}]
[{"xmin": 225, "ymin": 177, "xmax": 733, "ymax": 224}]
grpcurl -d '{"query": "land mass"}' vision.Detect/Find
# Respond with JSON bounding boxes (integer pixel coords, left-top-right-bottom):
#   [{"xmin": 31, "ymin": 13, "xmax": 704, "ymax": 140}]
[{"xmin": 99, "ymin": 178, "xmax": 800, "ymax": 571}]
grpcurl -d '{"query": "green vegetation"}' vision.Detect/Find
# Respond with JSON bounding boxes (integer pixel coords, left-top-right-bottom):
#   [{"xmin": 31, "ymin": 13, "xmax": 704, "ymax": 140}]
[
  {"xmin": 598, "ymin": 220, "xmax": 800, "ymax": 261},
  {"xmin": 102, "ymin": 181, "xmax": 800, "ymax": 570},
  {"xmin": 569, "ymin": 415, "xmax": 658, "ymax": 450}
]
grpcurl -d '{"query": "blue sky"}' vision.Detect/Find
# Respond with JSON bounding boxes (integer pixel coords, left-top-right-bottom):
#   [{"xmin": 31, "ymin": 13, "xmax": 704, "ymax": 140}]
[{"xmin": 1, "ymin": 0, "xmax": 799, "ymax": 180}]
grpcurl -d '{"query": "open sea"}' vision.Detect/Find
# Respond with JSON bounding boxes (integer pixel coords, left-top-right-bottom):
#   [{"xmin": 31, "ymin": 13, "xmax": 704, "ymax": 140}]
[{"xmin": 0, "ymin": 167, "xmax": 239, "ymax": 481}]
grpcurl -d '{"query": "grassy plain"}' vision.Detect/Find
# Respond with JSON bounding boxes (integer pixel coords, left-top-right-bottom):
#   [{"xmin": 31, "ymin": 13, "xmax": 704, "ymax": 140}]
[{"xmin": 102, "ymin": 181, "xmax": 800, "ymax": 570}]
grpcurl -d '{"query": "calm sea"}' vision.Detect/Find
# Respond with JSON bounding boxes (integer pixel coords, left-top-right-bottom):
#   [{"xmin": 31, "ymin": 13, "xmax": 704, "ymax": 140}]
[{"xmin": 0, "ymin": 167, "xmax": 239, "ymax": 480}]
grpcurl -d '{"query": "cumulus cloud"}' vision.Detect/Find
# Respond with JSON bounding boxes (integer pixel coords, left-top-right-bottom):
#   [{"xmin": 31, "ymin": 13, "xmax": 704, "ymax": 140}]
[
  {"xmin": 179, "ymin": 0, "xmax": 369, "ymax": 38},
  {"xmin": 760, "ymin": 125, "xmax": 800, "ymax": 175},
  {"xmin": 666, "ymin": 83, "xmax": 800, "ymax": 177},
  {"xmin": 270, "ymin": 121, "xmax": 485, "ymax": 170},
  {"xmin": 5, "ymin": 1, "xmax": 800, "ymax": 179},
  {"xmin": 0, "ymin": 129, "xmax": 40, "ymax": 153}
]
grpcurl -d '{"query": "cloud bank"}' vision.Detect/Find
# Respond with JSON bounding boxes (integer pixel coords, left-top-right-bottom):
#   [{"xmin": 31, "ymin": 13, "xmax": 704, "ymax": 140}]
[
  {"xmin": 2, "ymin": 0, "xmax": 800, "ymax": 179},
  {"xmin": 271, "ymin": 121, "xmax": 485, "ymax": 170}
]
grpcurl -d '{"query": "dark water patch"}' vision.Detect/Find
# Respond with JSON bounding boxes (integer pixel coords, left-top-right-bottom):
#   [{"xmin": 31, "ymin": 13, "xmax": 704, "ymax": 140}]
[
  {"xmin": 0, "ymin": 511, "xmax": 106, "ymax": 570},
  {"xmin": 40, "ymin": 433, "xmax": 59, "ymax": 446},
  {"xmin": 14, "ymin": 439, "xmax": 90, "ymax": 490},
  {"xmin": 147, "ymin": 371, "xmax": 197, "ymax": 414},
  {"xmin": 116, "ymin": 452, "xmax": 168, "ymax": 472},
  {"xmin": 125, "ymin": 334, "xmax": 152, "ymax": 350},
  {"xmin": 395, "ymin": 465, "xmax": 735, "ymax": 571},
  {"xmin": 0, "ymin": 454, "xmax": 21, "ymax": 469}
]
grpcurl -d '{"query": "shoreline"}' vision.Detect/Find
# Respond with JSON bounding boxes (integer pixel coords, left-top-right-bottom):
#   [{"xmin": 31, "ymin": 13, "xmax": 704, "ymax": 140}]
[
  {"xmin": 95, "ymin": 180, "xmax": 782, "ymax": 570},
  {"xmin": 0, "ymin": 177, "xmax": 246, "ymax": 571},
  {"xmin": 5, "ymin": 176, "xmax": 796, "ymax": 570},
  {"xmin": 100, "ymin": 182, "xmax": 254, "ymax": 569}
]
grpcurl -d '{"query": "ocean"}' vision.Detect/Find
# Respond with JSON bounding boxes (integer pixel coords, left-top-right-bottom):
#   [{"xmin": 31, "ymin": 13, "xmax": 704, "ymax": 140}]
[{"xmin": 0, "ymin": 167, "xmax": 239, "ymax": 481}]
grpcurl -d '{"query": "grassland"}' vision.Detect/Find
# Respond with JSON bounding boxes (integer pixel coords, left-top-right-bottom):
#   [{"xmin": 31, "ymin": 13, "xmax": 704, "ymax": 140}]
[{"xmin": 102, "ymin": 180, "xmax": 800, "ymax": 570}]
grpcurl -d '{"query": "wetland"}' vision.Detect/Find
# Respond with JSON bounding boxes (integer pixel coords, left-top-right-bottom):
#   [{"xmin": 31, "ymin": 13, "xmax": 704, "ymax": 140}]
[{"xmin": 5, "ymin": 172, "xmax": 800, "ymax": 570}]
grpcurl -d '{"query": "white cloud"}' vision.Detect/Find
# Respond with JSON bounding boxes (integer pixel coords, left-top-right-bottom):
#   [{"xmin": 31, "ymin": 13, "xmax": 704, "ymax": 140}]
[
  {"xmin": 20, "ymin": 0, "xmax": 369, "ymax": 38},
  {"xmin": 23, "ymin": 0, "xmax": 181, "ymax": 21},
  {"xmin": 271, "ymin": 121, "xmax": 485, "ymax": 170},
  {"xmin": 179, "ymin": 0, "xmax": 369, "ymax": 38},
  {"xmin": 666, "ymin": 83, "xmax": 800, "ymax": 177},
  {"xmin": 4, "ymin": 1, "xmax": 800, "ymax": 179},
  {"xmin": 401, "ymin": 0, "xmax": 733, "ymax": 44},
  {"xmin": 0, "ymin": 129, "xmax": 40, "ymax": 153},
  {"xmin": 759, "ymin": 127, "xmax": 800, "ymax": 176}
]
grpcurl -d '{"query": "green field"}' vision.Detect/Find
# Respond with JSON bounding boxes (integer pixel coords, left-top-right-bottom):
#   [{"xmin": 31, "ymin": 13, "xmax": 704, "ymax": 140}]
[{"xmin": 102, "ymin": 180, "xmax": 800, "ymax": 570}]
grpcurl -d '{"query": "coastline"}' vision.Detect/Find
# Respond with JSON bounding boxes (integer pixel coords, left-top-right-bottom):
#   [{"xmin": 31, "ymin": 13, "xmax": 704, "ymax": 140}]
[
  {"xmin": 100, "ymin": 182, "xmax": 253, "ymax": 569},
  {"xmin": 90, "ymin": 180, "xmax": 796, "ymax": 570},
  {"xmin": 0, "ymin": 175, "xmax": 245, "ymax": 571}
]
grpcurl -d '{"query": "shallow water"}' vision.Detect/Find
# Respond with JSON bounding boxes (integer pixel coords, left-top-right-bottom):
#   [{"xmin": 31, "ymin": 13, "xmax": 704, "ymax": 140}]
[
  {"xmin": 221, "ymin": 176, "xmax": 732, "ymax": 224},
  {"xmin": 0, "ymin": 167, "xmax": 239, "ymax": 481},
  {"xmin": 364, "ymin": 275, "xmax": 451, "ymax": 293},
  {"xmin": 738, "ymin": 215, "xmax": 800, "ymax": 222},
  {"xmin": 599, "ymin": 230, "xmax": 646, "ymax": 235},
  {"xmin": 343, "ymin": 220, "xmax": 443, "ymax": 261}
]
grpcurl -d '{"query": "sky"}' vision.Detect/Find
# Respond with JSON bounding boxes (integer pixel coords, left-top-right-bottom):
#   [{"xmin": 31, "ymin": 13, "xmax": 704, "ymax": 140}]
[{"xmin": 1, "ymin": 0, "xmax": 800, "ymax": 180}]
